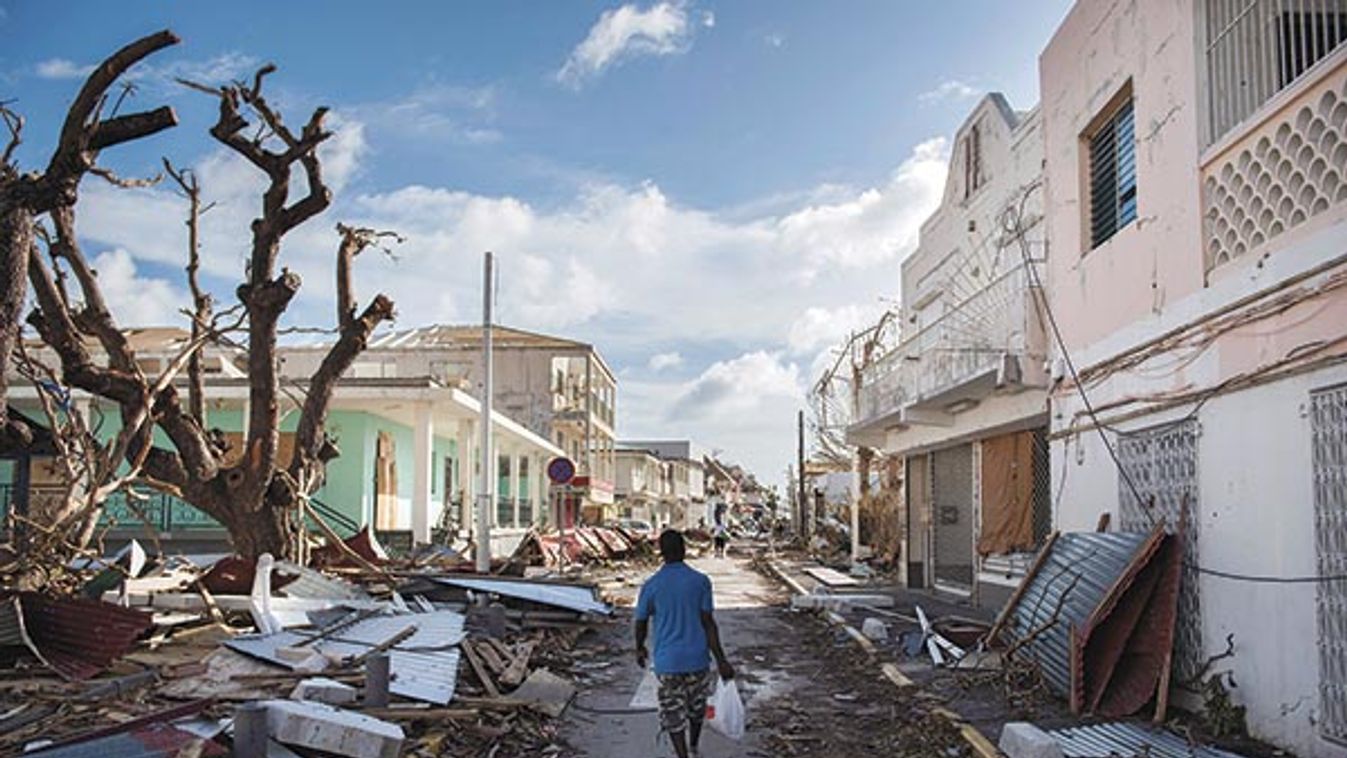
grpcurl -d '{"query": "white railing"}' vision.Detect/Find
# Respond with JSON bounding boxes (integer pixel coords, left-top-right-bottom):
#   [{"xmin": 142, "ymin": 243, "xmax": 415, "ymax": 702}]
[
  {"xmin": 1204, "ymin": 0, "xmax": 1347, "ymax": 147},
  {"xmin": 857, "ymin": 259, "xmax": 1045, "ymax": 425}
]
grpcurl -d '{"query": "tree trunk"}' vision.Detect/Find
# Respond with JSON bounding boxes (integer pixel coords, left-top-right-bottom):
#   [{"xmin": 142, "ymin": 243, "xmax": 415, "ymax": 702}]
[{"xmin": 0, "ymin": 201, "xmax": 33, "ymax": 444}]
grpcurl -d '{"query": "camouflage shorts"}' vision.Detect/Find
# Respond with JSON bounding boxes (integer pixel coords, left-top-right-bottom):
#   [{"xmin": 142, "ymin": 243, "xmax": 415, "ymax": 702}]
[{"xmin": 656, "ymin": 669, "xmax": 712, "ymax": 735}]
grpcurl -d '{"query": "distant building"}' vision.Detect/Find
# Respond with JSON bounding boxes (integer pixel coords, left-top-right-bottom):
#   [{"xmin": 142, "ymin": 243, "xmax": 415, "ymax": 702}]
[
  {"xmin": 281, "ymin": 324, "xmax": 618, "ymax": 527},
  {"xmin": 614, "ymin": 447, "xmax": 664, "ymax": 525},
  {"xmin": 618, "ymin": 441, "xmax": 707, "ymax": 530}
]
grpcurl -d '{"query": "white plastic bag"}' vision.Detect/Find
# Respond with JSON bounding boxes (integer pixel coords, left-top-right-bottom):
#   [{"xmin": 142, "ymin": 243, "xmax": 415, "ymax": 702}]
[{"xmin": 705, "ymin": 677, "xmax": 745, "ymax": 740}]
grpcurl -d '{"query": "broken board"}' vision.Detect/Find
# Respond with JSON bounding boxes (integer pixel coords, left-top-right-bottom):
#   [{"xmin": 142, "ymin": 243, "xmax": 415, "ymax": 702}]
[{"xmin": 802, "ymin": 567, "xmax": 861, "ymax": 587}]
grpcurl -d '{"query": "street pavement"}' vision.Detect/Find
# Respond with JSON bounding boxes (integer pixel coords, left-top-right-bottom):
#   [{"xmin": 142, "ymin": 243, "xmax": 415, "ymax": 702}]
[{"xmin": 562, "ymin": 550, "xmax": 801, "ymax": 757}]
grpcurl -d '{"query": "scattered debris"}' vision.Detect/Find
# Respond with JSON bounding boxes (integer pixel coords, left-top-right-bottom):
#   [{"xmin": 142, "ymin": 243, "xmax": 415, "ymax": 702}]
[
  {"xmin": 860, "ymin": 617, "xmax": 889, "ymax": 641},
  {"xmin": 509, "ymin": 668, "xmax": 577, "ymax": 717},
  {"xmin": 430, "ymin": 575, "xmax": 613, "ymax": 616},
  {"xmin": 264, "ymin": 699, "xmax": 404, "ymax": 758},
  {"xmin": 226, "ymin": 609, "xmax": 467, "ymax": 704},
  {"xmin": 802, "ymin": 566, "xmax": 861, "ymax": 587}
]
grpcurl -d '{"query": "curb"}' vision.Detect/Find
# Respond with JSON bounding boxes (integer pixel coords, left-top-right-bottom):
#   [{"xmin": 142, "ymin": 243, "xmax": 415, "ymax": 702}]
[{"xmin": 765, "ymin": 559, "xmax": 1003, "ymax": 758}]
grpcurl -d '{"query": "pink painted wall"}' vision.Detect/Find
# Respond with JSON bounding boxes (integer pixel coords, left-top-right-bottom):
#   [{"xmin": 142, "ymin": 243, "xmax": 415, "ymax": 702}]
[{"xmin": 1039, "ymin": 0, "xmax": 1206, "ymax": 351}]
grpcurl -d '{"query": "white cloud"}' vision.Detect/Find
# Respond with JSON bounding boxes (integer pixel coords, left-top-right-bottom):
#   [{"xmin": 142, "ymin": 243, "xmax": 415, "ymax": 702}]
[
  {"xmin": 787, "ymin": 304, "xmax": 876, "ymax": 355},
  {"xmin": 88, "ymin": 249, "xmax": 189, "ymax": 326},
  {"xmin": 668, "ymin": 351, "xmax": 801, "ymax": 420},
  {"xmin": 35, "ymin": 58, "xmax": 94, "ymax": 79},
  {"xmin": 764, "ymin": 33, "xmax": 785, "ymax": 49},
  {"xmin": 31, "ymin": 51, "xmax": 259, "ymax": 92},
  {"xmin": 353, "ymin": 84, "xmax": 502, "ymax": 145},
  {"xmin": 648, "ymin": 351, "xmax": 683, "ymax": 371},
  {"xmin": 556, "ymin": 2, "xmax": 702, "ymax": 87},
  {"xmin": 77, "ymin": 131, "xmax": 950, "ymax": 487},
  {"xmin": 918, "ymin": 78, "xmax": 980, "ymax": 104},
  {"xmin": 776, "ymin": 137, "xmax": 948, "ymax": 277}
]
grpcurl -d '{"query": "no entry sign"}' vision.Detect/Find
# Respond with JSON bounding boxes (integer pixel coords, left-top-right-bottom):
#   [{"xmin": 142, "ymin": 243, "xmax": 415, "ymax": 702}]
[{"xmin": 547, "ymin": 456, "xmax": 576, "ymax": 485}]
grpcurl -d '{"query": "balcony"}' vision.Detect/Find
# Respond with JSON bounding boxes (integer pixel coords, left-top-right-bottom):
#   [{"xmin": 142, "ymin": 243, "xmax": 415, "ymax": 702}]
[
  {"xmin": 854, "ymin": 260, "xmax": 1047, "ymax": 436},
  {"xmin": 1202, "ymin": 52, "xmax": 1347, "ymax": 273}
]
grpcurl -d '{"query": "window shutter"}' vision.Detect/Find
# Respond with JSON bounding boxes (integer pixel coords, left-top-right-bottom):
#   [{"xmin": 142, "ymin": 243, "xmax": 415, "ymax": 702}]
[{"xmin": 1089, "ymin": 99, "xmax": 1137, "ymax": 248}]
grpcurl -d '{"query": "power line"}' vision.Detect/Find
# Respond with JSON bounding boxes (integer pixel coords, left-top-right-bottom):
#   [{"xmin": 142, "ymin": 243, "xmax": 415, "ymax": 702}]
[{"xmin": 1002, "ymin": 185, "xmax": 1347, "ymax": 585}]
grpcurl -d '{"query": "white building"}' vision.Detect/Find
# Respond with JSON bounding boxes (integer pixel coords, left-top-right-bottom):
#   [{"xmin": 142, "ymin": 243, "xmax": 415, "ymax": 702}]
[
  {"xmin": 850, "ymin": 93, "xmax": 1052, "ymax": 608},
  {"xmin": 619, "ymin": 440, "xmax": 707, "ymax": 529}
]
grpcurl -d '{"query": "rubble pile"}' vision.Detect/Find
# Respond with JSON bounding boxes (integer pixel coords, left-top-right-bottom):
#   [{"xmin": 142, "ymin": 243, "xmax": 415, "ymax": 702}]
[
  {"xmin": 510, "ymin": 525, "xmax": 656, "ymax": 569},
  {"xmin": 0, "ymin": 532, "xmax": 616, "ymax": 756}
]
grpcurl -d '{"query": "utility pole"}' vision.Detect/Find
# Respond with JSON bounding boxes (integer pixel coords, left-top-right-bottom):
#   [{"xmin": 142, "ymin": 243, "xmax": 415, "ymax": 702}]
[
  {"xmin": 797, "ymin": 409, "xmax": 807, "ymax": 539},
  {"xmin": 476, "ymin": 252, "xmax": 495, "ymax": 573}
]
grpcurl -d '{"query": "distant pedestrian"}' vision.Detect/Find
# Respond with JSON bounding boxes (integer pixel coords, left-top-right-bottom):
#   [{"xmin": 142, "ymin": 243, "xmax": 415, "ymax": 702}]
[
  {"xmin": 635, "ymin": 530, "xmax": 735, "ymax": 758},
  {"xmin": 712, "ymin": 521, "xmax": 729, "ymax": 558}
]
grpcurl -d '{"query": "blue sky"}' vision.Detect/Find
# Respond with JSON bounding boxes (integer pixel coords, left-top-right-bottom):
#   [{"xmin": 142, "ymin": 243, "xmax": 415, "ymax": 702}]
[{"xmin": 1, "ymin": 0, "xmax": 1072, "ymax": 484}]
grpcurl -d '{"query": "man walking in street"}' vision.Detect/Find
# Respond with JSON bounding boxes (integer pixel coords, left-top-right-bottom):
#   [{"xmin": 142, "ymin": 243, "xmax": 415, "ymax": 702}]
[{"xmin": 635, "ymin": 530, "xmax": 736, "ymax": 758}]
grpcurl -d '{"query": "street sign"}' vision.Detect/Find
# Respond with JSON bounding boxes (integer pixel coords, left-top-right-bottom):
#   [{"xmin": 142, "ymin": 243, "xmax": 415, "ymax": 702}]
[{"xmin": 547, "ymin": 456, "xmax": 576, "ymax": 485}]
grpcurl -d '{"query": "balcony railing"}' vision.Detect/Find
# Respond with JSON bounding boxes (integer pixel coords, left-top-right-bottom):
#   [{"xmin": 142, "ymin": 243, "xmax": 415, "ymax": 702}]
[
  {"xmin": 0, "ymin": 483, "xmax": 360, "ymax": 538},
  {"xmin": 857, "ymin": 259, "xmax": 1046, "ymax": 427}
]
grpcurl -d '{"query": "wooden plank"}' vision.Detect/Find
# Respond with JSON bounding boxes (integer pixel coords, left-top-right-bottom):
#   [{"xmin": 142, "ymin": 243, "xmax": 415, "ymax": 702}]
[
  {"xmin": 802, "ymin": 566, "xmax": 860, "ymax": 587},
  {"xmin": 474, "ymin": 641, "xmax": 508, "ymax": 674},
  {"xmin": 499, "ymin": 639, "xmax": 537, "ymax": 687},
  {"xmin": 461, "ymin": 642, "xmax": 501, "ymax": 698},
  {"xmin": 880, "ymin": 662, "xmax": 914, "ymax": 689},
  {"xmin": 933, "ymin": 707, "xmax": 1004, "ymax": 758}
]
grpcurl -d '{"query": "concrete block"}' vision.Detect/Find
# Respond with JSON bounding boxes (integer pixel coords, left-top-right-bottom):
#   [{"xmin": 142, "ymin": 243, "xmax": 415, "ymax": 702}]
[
  {"xmin": 290, "ymin": 677, "xmax": 357, "ymax": 705},
  {"xmin": 265, "ymin": 700, "xmax": 404, "ymax": 758},
  {"xmin": 789, "ymin": 593, "xmax": 896, "ymax": 611},
  {"xmin": 998, "ymin": 722, "xmax": 1064, "ymax": 758},
  {"xmin": 861, "ymin": 618, "xmax": 889, "ymax": 641}
]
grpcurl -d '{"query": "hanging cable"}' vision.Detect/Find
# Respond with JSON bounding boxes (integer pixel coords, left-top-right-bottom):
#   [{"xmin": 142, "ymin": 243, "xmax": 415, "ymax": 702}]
[{"xmin": 1001, "ymin": 183, "xmax": 1347, "ymax": 584}]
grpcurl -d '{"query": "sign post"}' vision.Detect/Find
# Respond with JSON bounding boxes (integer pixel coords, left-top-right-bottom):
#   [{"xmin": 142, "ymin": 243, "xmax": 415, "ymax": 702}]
[{"xmin": 547, "ymin": 457, "xmax": 576, "ymax": 565}]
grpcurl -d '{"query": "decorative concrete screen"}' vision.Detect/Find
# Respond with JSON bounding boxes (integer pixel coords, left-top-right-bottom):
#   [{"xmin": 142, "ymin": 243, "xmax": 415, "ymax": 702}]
[{"xmin": 1311, "ymin": 382, "xmax": 1347, "ymax": 744}]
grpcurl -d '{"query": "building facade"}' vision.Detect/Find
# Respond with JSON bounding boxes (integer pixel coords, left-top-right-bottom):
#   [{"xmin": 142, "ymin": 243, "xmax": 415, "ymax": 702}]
[
  {"xmin": 1039, "ymin": 2, "xmax": 1347, "ymax": 754},
  {"xmin": 281, "ymin": 324, "xmax": 618, "ymax": 526},
  {"xmin": 851, "ymin": 93, "xmax": 1052, "ymax": 608},
  {"xmin": 615, "ymin": 447, "xmax": 665, "ymax": 524},
  {"xmin": 1, "ymin": 328, "xmax": 564, "ymax": 558},
  {"xmin": 619, "ymin": 441, "xmax": 707, "ymax": 530}
]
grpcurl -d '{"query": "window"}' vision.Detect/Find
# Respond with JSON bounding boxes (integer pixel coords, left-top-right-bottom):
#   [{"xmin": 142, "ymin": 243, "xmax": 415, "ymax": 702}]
[
  {"xmin": 1204, "ymin": 0, "xmax": 1347, "ymax": 145},
  {"xmin": 962, "ymin": 123, "xmax": 983, "ymax": 200},
  {"xmin": 1088, "ymin": 98, "xmax": 1137, "ymax": 248}
]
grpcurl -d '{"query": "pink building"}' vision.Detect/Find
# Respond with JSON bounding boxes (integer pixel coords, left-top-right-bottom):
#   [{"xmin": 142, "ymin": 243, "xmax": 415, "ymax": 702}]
[{"xmin": 1041, "ymin": 1, "xmax": 1347, "ymax": 754}]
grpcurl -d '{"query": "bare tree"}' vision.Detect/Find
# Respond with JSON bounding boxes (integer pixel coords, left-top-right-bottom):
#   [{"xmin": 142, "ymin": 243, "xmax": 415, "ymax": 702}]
[
  {"xmin": 4, "ymin": 33, "xmax": 397, "ymax": 562},
  {"xmin": 0, "ymin": 31, "xmax": 181, "ymax": 449}
]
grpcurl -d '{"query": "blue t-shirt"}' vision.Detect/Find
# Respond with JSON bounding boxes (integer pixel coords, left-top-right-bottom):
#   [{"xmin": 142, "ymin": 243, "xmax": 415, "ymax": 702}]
[{"xmin": 635, "ymin": 562, "xmax": 714, "ymax": 674}]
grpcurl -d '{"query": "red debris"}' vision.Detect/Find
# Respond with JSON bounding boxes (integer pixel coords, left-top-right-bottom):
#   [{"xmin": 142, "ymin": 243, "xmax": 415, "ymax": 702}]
[
  {"xmin": 310, "ymin": 526, "xmax": 390, "ymax": 568},
  {"xmin": 18, "ymin": 592, "xmax": 155, "ymax": 680},
  {"xmin": 198, "ymin": 555, "xmax": 299, "ymax": 596}
]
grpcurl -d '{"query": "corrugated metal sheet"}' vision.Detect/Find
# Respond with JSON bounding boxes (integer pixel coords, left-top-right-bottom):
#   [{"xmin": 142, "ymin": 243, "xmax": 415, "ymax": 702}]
[
  {"xmin": 1000, "ymin": 529, "xmax": 1167, "ymax": 710},
  {"xmin": 225, "ymin": 610, "xmax": 465, "ymax": 704},
  {"xmin": 19, "ymin": 594, "xmax": 154, "ymax": 680},
  {"xmin": 274, "ymin": 561, "xmax": 370, "ymax": 601},
  {"xmin": 26, "ymin": 723, "xmax": 225, "ymax": 757},
  {"xmin": 431, "ymin": 576, "xmax": 612, "ymax": 616},
  {"xmin": 1048, "ymin": 722, "xmax": 1246, "ymax": 758}
]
